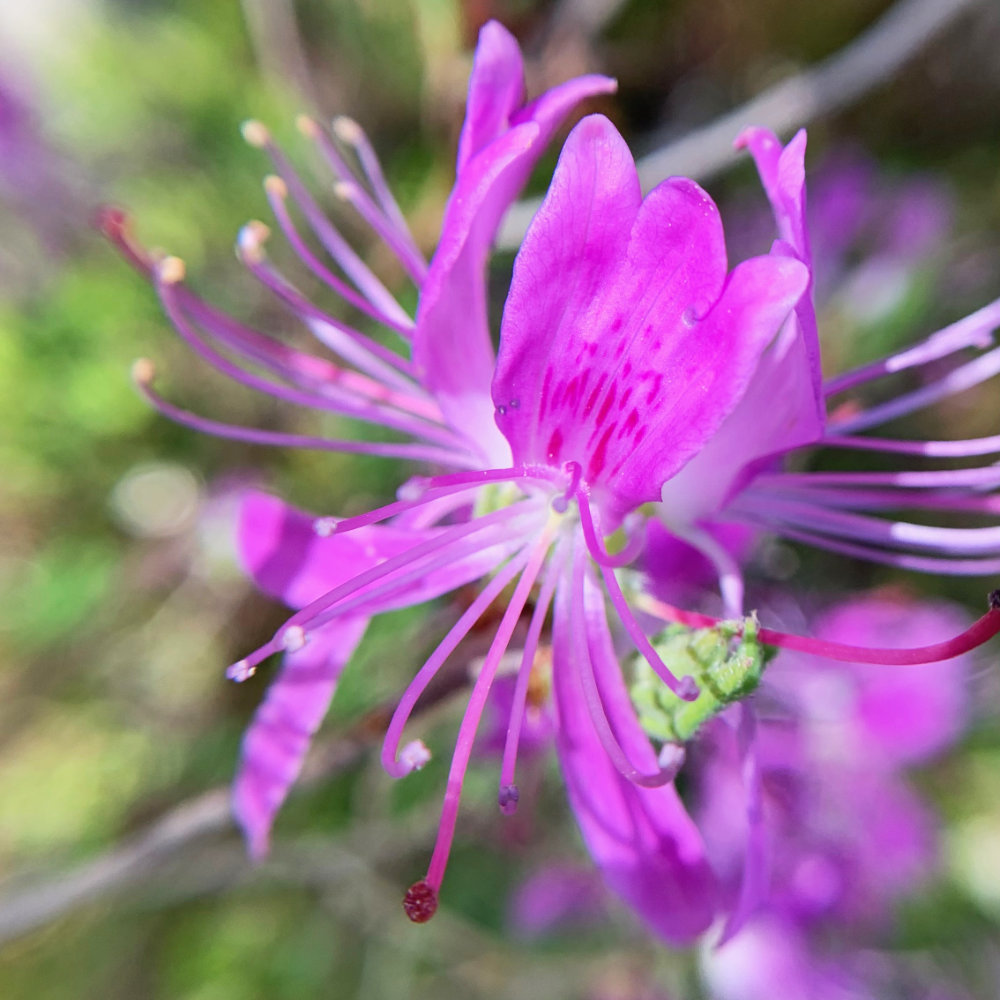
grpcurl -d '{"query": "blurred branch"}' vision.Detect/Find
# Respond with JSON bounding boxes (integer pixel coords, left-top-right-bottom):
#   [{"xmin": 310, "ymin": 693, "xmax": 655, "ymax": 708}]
[
  {"xmin": 240, "ymin": 0, "xmax": 318, "ymax": 109},
  {"xmin": 498, "ymin": 0, "xmax": 986, "ymax": 248},
  {"xmin": 0, "ymin": 666, "xmax": 469, "ymax": 948}
]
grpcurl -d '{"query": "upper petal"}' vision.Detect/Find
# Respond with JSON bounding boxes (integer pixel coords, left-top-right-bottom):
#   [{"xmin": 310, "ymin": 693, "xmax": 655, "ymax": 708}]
[
  {"xmin": 494, "ymin": 116, "xmax": 808, "ymax": 520},
  {"xmin": 456, "ymin": 21, "xmax": 526, "ymax": 172},
  {"xmin": 414, "ymin": 28, "xmax": 615, "ymax": 464}
]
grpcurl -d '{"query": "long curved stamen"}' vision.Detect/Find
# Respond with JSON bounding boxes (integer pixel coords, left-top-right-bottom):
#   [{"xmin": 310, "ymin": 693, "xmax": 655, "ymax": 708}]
[
  {"xmin": 327, "ymin": 466, "xmax": 559, "ymax": 536},
  {"xmin": 755, "ymin": 466, "xmax": 1000, "ymax": 490},
  {"xmin": 681, "ymin": 524, "xmax": 746, "ymax": 618},
  {"xmin": 297, "ymin": 115, "xmax": 428, "ymax": 283},
  {"xmin": 283, "ymin": 503, "xmax": 542, "ymax": 636},
  {"xmin": 638, "ymin": 592, "xmax": 1000, "ymax": 663},
  {"xmin": 831, "ymin": 345, "xmax": 1000, "ymax": 435},
  {"xmin": 132, "ymin": 360, "xmax": 479, "ymax": 468},
  {"xmin": 746, "ymin": 484, "xmax": 1000, "ymax": 516},
  {"xmin": 570, "ymin": 550, "xmax": 683, "ymax": 788},
  {"xmin": 575, "ymin": 485, "xmax": 644, "ymax": 567},
  {"xmin": 262, "ymin": 174, "xmax": 415, "ymax": 337},
  {"xmin": 381, "ymin": 549, "xmax": 534, "ymax": 779},
  {"xmin": 237, "ymin": 223, "xmax": 419, "ymax": 385},
  {"xmin": 577, "ymin": 498, "xmax": 697, "ymax": 699},
  {"xmin": 823, "ymin": 295, "xmax": 1000, "ymax": 398},
  {"xmin": 822, "ymin": 432, "xmax": 1000, "ymax": 459},
  {"xmin": 227, "ymin": 505, "xmax": 541, "ymax": 684},
  {"xmin": 154, "ymin": 258, "xmax": 461, "ymax": 449},
  {"xmin": 735, "ymin": 518, "xmax": 1000, "ymax": 575},
  {"xmin": 332, "ymin": 115, "xmax": 417, "ymax": 253},
  {"xmin": 498, "ymin": 541, "xmax": 566, "ymax": 809},
  {"xmin": 419, "ymin": 524, "xmax": 556, "ymax": 906},
  {"xmin": 736, "ymin": 495, "xmax": 1000, "ymax": 556},
  {"xmin": 242, "ymin": 120, "xmax": 411, "ymax": 327}
]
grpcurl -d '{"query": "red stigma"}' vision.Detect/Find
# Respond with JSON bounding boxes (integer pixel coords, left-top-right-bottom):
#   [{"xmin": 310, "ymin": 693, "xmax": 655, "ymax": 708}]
[{"xmin": 402, "ymin": 880, "xmax": 438, "ymax": 923}]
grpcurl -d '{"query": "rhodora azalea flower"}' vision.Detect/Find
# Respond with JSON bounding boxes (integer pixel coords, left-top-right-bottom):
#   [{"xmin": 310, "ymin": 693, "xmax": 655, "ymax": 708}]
[{"xmin": 105, "ymin": 21, "xmax": 1000, "ymax": 937}]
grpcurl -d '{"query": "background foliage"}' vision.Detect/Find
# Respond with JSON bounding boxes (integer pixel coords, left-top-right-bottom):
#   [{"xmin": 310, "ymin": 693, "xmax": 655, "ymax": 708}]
[{"xmin": 2, "ymin": 1, "xmax": 1000, "ymax": 997}]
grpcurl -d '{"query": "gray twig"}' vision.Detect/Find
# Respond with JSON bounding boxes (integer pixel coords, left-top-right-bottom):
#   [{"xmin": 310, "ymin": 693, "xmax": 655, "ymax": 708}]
[
  {"xmin": 498, "ymin": 0, "xmax": 985, "ymax": 249},
  {"xmin": 0, "ymin": 667, "xmax": 468, "ymax": 947}
]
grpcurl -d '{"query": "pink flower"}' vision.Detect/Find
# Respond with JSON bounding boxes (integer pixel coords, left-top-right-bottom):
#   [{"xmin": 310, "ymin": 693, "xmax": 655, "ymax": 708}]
[{"xmin": 105, "ymin": 22, "xmax": 1000, "ymax": 935}]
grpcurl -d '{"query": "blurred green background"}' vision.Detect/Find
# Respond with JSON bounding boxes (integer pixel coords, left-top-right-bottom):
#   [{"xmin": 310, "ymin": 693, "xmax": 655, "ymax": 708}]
[{"xmin": 2, "ymin": 0, "xmax": 1000, "ymax": 997}]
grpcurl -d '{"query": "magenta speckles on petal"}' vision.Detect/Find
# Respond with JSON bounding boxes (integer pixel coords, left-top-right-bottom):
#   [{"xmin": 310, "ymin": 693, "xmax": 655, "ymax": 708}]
[{"xmin": 493, "ymin": 115, "xmax": 808, "ymax": 521}]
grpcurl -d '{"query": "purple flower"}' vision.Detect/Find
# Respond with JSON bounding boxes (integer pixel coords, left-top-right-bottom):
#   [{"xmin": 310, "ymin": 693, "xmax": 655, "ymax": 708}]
[
  {"xmin": 106, "ymin": 22, "xmax": 1000, "ymax": 934},
  {"xmin": 697, "ymin": 593, "xmax": 973, "ymax": 998}
]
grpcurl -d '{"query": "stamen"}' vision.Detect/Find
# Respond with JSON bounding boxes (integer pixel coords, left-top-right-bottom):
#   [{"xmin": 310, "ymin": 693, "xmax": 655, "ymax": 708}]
[
  {"xmin": 153, "ymin": 259, "xmax": 454, "ymax": 445},
  {"xmin": 497, "ymin": 784, "xmax": 520, "ymax": 815},
  {"xmin": 248, "ymin": 125, "xmax": 411, "ymax": 326},
  {"xmin": 569, "ymin": 551, "xmax": 686, "ymax": 787},
  {"xmin": 824, "ymin": 295, "xmax": 1000, "ymax": 397},
  {"xmin": 499, "ymin": 542, "xmax": 566, "ymax": 800},
  {"xmin": 332, "ymin": 114, "xmax": 416, "ymax": 246},
  {"xmin": 402, "ymin": 880, "xmax": 438, "ymax": 923},
  {"xmin": 283, "ymin": 503, "xmax": 540, "ymax": 638},
  {"xmin": 423, "ymin": 526, "xmax": 556, "ymax": 895},
  {"xmin": 381, "ymin": 547, "xmax": 533, "ymax": 779},
  {"xmin": 132, "ymin": 360, "xmax": 478, "ymax": 468},
  {"xmin": 298, "ymin": 114, "xmax": 428, "ymax": 283},
  {"xmin": 263, "ymin": 173, "xmax": 415, "ymax": 338},
  {"xmin": 576, "ymin": 502, "xmax": 697, "ymax": 699},
  {"xmin": 832, "ymin": 344, "xmax": 1000, "ymax": 434}
]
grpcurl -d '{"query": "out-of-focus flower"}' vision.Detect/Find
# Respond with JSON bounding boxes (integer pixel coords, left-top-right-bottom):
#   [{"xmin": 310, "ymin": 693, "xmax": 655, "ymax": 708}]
[
  {"xmin": 106, "ymin": 20, "xmax": 1000, "ymax": 938},
  {"xmin": 698, "ymin": 593, "xmax": 973, "ymax": 1000}
]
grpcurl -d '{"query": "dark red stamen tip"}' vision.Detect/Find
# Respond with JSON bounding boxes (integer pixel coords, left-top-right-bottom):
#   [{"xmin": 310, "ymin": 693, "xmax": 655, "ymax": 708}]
[
  {"xmin": 402, "ymin": 880, "xmax": 438, "ymax": 923},
  {"xmin": 96, "ymin": 204, "xmax": 154, "ymax": 276}
]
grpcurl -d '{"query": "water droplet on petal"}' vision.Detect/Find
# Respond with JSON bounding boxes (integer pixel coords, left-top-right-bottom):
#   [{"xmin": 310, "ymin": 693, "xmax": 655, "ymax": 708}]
[
  {"xmin": 508, "ymin": 398, "xmax": 520, "ymax": 409},
  {"xmin": 681, "ymin": 307, "xmax": 698, "ymax": 328},
  {"xmin": 403, "ymin": 880, "xmax": 438, "ymax": 923},
  {"xmin": 497, "ymin": 404, "xmax": 507, "ymax": 416}
]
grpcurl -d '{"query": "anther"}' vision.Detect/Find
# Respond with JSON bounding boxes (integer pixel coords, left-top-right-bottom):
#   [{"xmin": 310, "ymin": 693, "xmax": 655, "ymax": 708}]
[
  {"xmin": 332, "ymin": 115, "xmax": 363, "ymax": 145},
  {"xmin": 131, "ymin": 358, "xmax": 157, "ymax": 386},
  {"xmin": 157, "ymin": 256, "xmax": 186, "ymax": 285},
  {"xmin": 656, "ymin": 743, "xmax": 686, "ymax": 778},
  {"xmin": 676, "ymin": 675, "xmax": 700, "ymax": 702},
  {"xmin": 313, "ymin": 517, "xmax": 339, "ymax": 538},
  {"xmin": 498, "ymin": 784, "xmax": 520, "ymax": 815},
  {"xmin": 402, "ymin": 880, "xmax": 438, "ymax": 923},
  {"xmin": 240, "ymin": 119, "xmax": 271, "ymax": 148},
  {"xmin": 399, "ymin": 739, "xmax": 432, "ymax": 773},
  {"xmin": 237, "ymin": 221, "xmax": 271, "ymax": 263},
  {"xmin": 264, "ymin": 175, "xmax": 288, "ymax": 200},
  {"xmin": 989, "ymin": 589, "xmax": 1000, "ymax": 611},
  {"xmin": 227, "ymin": 659, "xmax": 256, "ymax": 682},
  {"xmin": 281, "ymin": 625, "xmax": 307, "ymax": 652},
  {"xmin": 295, "ymin": 114, "xmax": 321, "ymax": 139},
  {"xmin": 333, "ymin": 180, "xmax": 358, "ymax": 201}
]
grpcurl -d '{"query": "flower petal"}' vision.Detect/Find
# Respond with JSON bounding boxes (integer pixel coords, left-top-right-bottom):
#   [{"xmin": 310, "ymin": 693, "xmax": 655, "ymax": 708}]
[
  {"xmin": 552, "ymin": 564, "xmax": 718, "ymax": 944},
  {"xmin": 494, "ymin": 116, "xmax": 808, "ymax": 519},
  {"xmin": 232, "ymin": 616, "xmax": 367, "ymax": 859},
  {"xmin": 415, "ymin": 27, "xmax": 615, "ymax": 465}
]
